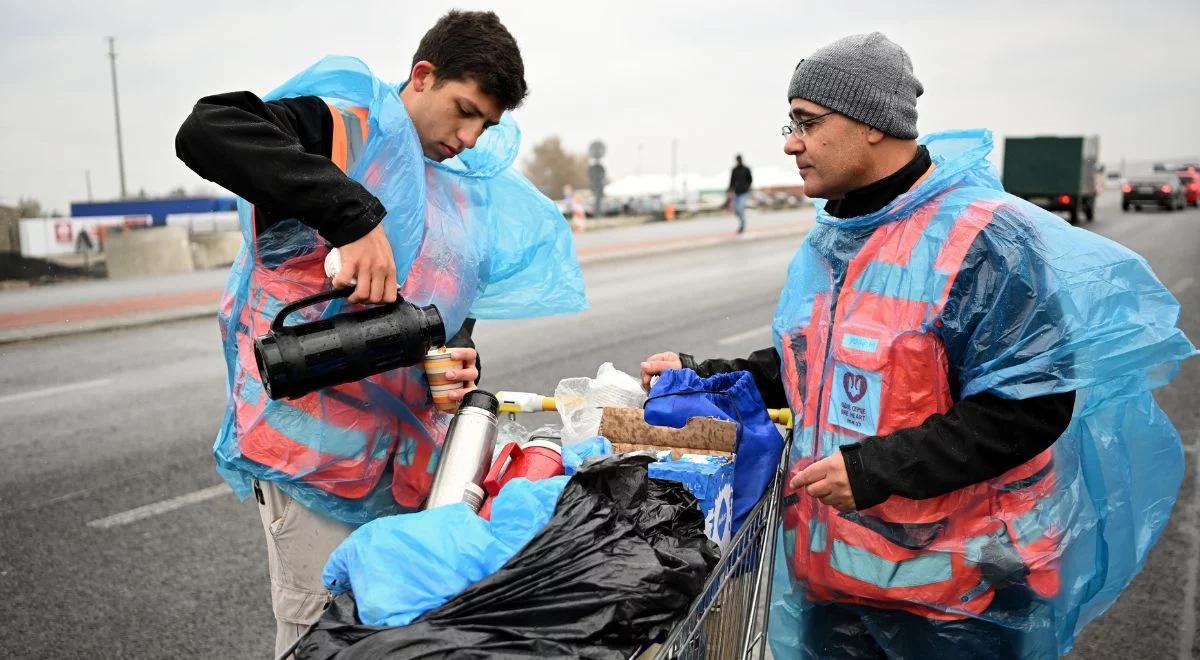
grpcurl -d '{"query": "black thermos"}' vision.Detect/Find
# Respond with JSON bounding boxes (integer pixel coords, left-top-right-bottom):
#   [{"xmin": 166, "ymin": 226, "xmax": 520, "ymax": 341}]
[{"xmin": 253, "ymin": 287, "xmax": 445, "ymax": 400}]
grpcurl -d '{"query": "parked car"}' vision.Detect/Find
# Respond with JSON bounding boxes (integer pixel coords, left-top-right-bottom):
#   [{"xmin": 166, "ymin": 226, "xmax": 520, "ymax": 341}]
[
  {"xmin": 1122, "ymin": 174, "xmax": 1188, "ymax": 211},
  {"xmin": 1175, "ymin": 169, "xmax": 1199, "ymax": 207},
  {"xmin": 1154, "ymin": 161, "xmax": 1200, "ymax": 173}
]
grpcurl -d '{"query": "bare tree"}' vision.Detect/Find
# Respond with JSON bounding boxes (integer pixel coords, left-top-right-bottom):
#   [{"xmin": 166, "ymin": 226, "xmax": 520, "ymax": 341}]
[
  {"xmin": 16, "ymin": 197, "xmax": 43, "ymax": 218},
  {"xmin": 190, "ymin": 184, "xmax": 220, "ymax": 198},
  {"xmin": 522, "ymin": 136, "xmax": 588, "ymax": 200}
]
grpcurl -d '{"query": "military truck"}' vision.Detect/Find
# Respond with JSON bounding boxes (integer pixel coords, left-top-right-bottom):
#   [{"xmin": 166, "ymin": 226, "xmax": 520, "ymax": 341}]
[{"xmin": 1001, "ymin": 136, "xmax": 1099, "ymax": 224}]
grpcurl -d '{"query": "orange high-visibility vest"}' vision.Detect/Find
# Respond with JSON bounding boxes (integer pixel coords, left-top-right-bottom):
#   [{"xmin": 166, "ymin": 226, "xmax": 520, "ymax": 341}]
[
  {"xmin": 777, "ymin": 192, "xmax": 1061, "ymax": 620},
  {"xmin": 224, "ymin": 102, "xmax": 451, "ymax": 507}
]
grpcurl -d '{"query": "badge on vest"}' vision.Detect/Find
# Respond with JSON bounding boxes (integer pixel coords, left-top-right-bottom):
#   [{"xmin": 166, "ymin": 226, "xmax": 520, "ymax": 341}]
[
  {"xmin": 827, "ymin": 363, "xmax": 882, "ymax": 436},
  {"xmin": 841, "ymin": 333, "xmax": 879, "ymax": 353}
]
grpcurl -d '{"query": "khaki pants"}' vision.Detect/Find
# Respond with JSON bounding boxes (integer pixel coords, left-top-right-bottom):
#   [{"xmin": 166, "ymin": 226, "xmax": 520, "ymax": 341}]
[{"xmin": 254, "ymin": 480, "xmax": 354, "ymax": 658}]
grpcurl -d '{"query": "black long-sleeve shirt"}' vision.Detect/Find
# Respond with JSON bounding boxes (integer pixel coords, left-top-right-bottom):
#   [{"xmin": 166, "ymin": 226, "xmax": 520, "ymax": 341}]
[
  {"xmin": 176, "ymin": 92, "xmax": 387, "ymax": 247},
  {"xmin": 729, "ymin": 164, "xmax": 753, "ymax": 195},
  {"xmin": 682, "ymin": 145, "xmax": 1075, "ymax": 510},
  {"xmin": 175, "ymin": 91, "xmax": 480, "ymax": 366}
]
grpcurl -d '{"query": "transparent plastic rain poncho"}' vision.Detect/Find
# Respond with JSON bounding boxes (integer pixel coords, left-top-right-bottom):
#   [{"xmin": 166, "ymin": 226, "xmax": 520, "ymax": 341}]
[
  {"xmin": 212, "ymin": 56, "xmax": 587, "ymax": 525},
  {"xmin": 768, "ymin": 129, "xmax": 1195, "ymax": 657}
]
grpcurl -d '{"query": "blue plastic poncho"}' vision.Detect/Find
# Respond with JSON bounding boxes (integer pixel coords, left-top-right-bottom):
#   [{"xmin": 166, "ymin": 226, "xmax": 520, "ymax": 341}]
[
  {"xmin": 213, "ymin": 56, "xmax": 587, "ymax": 525},
  {"xmin": 768, "ymin": 129, "xmax": 1195, "ymax": 657},
  {"xmin": 323, "ymin": 476, "xmax": 568, "ymax": 627}
]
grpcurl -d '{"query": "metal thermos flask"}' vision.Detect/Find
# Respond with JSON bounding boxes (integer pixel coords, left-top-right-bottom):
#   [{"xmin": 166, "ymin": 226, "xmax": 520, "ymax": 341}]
[
  {"xmin": 425, "ymin": 390, "xmax": 501, "ymax": 511},
  {"xmin": 253, "ymin": 287, "xmax": 445, "ymax": 400}
]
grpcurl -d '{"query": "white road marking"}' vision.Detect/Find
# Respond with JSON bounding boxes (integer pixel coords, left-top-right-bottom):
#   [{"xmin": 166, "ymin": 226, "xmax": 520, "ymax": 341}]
[
  {"xmin": 1172, "ymin": 277, "xmax": 1194, "ymax": 296},
  {"xmin": 718, "ymin": 324, "xmax": 772, "ymax": 346},
  {"xmin": 86, "ymin": 485, "xmax": 229, "ymax": 530},
  {"xmin": 0, "ymin": 487, "xmax": 93, "ymax": 518},
  {"xmin": 1179, "ymin": 431, "xmax": 1200, "ymax": 660},
  {"xmin": 0, "ymin": 378, "xmax": 113, "ymax": 405}
]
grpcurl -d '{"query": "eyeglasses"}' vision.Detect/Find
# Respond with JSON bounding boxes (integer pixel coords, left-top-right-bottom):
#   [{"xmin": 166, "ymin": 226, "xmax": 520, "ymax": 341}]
[{"xmin": 781, "ymin": 111, "xmax": 836, "ymax": 138}]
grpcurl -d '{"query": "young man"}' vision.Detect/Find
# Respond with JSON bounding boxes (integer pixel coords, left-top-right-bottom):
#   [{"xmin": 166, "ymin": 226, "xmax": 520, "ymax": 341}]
[
  {"xmin": 642, "ymin": 32, "xmax": 1193, "ymax": 658},
  {"xmin": 728, "ymin": 154, "xmax": 753, "ymax": 234},
  {"xmin": 177, "ymin": 11, "xmax": 585, "ymax": 655}
]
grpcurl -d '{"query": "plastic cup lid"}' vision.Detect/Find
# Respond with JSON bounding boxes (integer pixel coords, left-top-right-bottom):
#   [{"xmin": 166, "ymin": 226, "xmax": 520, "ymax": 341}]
[
  {"xmin": 522, "ymin": 439, "xmax": 563, "ymax": 454},
  {"xmin": 324, "ymin": 248, "xmax": 340, "ymax": 278},
  {"xmin": 461, "ymin": 389, "xmax": 500, "ymax": 415}
]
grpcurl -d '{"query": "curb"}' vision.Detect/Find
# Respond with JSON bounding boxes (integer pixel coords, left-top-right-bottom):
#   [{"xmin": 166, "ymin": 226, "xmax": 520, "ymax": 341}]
[
  {"xmin": 0, "ymin": 223, "xmax": 808, "ymax": 345},
  {"xmin": 577, "ymin": 224, "xmax": 806, "ymax": 265},
  {"xmin": 0, "ymin": 303, "xmax": 219, "ymax": 345}
]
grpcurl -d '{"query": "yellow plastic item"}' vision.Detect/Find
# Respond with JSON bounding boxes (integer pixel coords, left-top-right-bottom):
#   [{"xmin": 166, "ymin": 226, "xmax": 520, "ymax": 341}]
[{"xmin": 497, "ymin": 391, "xmax": 793, "ymax": 428}]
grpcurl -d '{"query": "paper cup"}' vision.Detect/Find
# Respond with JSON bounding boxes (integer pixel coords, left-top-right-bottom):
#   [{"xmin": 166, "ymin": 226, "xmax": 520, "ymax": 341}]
[{"xmin": 424, "ymin": 347, "xmax": 464, "ymax": 412}]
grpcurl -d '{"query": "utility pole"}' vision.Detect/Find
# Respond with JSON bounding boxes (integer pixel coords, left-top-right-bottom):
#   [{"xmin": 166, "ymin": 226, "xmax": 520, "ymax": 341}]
[
  {"xmin": 85, "ymin": 169, "xmax": 94, "ymax": 201},
  {"xmin": 107, "ymin": 37, "xmax": 128, "ymax": 199},
  {"xmin": 670, "ymin": 139, "xmax": 678, "ymax": 195}
]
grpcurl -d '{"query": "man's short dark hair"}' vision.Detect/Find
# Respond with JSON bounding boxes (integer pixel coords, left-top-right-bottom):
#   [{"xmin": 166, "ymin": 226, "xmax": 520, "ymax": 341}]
[{"xmin": 413, "ymin": 10, "xmax": 528, "ymax": 110}]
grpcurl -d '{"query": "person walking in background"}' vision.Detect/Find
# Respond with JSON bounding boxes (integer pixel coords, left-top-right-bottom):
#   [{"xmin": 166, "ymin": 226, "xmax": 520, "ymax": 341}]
[
  {"xmin": 728, "ymin": 154, "xmax": 753, "ymax": 234},
  {"xmin": 562, "ymin": 184, "xmax": 587, "ymax": 233}
]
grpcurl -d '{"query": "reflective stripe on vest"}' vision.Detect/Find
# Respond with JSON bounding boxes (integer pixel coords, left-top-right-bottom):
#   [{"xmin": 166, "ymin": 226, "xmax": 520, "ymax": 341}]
[
  {"xmin": 780, "ymin": 192, "xmax": 1062, "ymax": 618},
  {"xmin": 830, "ymin": 539, "xmax": 953, "ymax": 589},
  {"xmin": 329, "ymin": 104, "xmax": 369, "ymax": 174},
  {"xmin": 809, "ymin": 519, "xmax": 828, "ymax": 552}
]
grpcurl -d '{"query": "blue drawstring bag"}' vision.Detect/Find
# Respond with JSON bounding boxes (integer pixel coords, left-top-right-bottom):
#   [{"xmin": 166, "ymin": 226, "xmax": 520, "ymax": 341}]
[{"xmin": 644, "ymin": 369, "xmax": 784, "ymax": 532}]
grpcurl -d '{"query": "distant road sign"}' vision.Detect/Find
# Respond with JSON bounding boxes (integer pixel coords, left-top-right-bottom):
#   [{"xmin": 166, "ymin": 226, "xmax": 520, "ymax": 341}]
[{"xmin": 588, "ymin": 140, "xmax": 606, "ymax": 161}]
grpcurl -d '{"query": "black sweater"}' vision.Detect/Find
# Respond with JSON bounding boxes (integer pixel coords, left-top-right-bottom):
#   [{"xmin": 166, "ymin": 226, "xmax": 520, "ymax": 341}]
[
  {"xmin": 682, "ymin": 145, "xmax": 1075, "ymax": 510},
  {"xmin": 729, "ymin": 164, "xmax": 753, "ymax": 196}
]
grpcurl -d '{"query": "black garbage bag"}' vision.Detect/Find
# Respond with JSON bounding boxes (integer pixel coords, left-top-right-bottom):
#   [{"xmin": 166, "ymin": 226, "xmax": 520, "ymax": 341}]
[{"xmin": 297, "ymin": 453, "xmax": 720, "ymax": 659}]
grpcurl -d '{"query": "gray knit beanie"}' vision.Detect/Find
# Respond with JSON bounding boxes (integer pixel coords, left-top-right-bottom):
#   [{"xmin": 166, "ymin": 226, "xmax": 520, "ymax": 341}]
[{"xmin": 788, "ymin": 32, "xmax": 923, "ymax": 139}]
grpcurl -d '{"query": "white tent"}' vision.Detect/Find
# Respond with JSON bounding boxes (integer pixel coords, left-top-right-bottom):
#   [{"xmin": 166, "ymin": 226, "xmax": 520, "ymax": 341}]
[{"xmin": 605, "ymin": 166, "xmax": 802, "ymax": 198}]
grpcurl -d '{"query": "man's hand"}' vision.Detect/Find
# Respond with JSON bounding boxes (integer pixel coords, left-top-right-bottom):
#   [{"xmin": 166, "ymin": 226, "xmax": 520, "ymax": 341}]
[
  {"xmin": 640, "ymin": 352, "xmax": 682, "ymax": 391},
  {"xmin": 333, "ymin": 224, "xmax": 397, "ymax": 304},
  {"xmin": 443, "ymin": 348, "xmax": 480, "ymax": 403},
  {"xmin": 790, "ymin": 451, "xmax": 857, "ymax": 512}
]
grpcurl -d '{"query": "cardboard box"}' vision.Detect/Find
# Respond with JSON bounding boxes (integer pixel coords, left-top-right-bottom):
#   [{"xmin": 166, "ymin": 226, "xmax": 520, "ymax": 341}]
[{"xmin": 650, "ymin": 454, "xmax": 736, "ymax": 551}]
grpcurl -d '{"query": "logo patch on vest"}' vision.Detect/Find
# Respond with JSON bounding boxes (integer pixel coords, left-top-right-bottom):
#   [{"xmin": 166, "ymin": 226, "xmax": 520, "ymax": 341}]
[
  {"xmin": 843, "ymin": 372, "xmax": 868, "ymax": 402},
  {"xmin": 827, "ymin": 364, "xmax": 881, "ymax": 435}
]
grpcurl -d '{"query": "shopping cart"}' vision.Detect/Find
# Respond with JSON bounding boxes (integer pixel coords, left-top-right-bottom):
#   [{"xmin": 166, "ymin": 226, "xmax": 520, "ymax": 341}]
[
  {"xmin": 279, "ymin": 393, "xmax": 793, "ymax": 660},
  {"xmin": 497, "ymin": 392, "xmax": 793, "ymax": 660}
]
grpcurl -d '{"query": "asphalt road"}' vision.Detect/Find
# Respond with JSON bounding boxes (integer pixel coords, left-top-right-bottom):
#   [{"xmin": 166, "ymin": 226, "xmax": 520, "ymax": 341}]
[{"xmin": 0, "ymin": 196, "xmax": 1196, "ymax": 659}]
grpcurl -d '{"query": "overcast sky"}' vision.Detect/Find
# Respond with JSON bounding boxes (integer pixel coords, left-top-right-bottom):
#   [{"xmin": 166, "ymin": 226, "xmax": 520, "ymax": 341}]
[{"xmin": 2, "ymin": 0, "xmax": 1198, "ymax": 214}]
